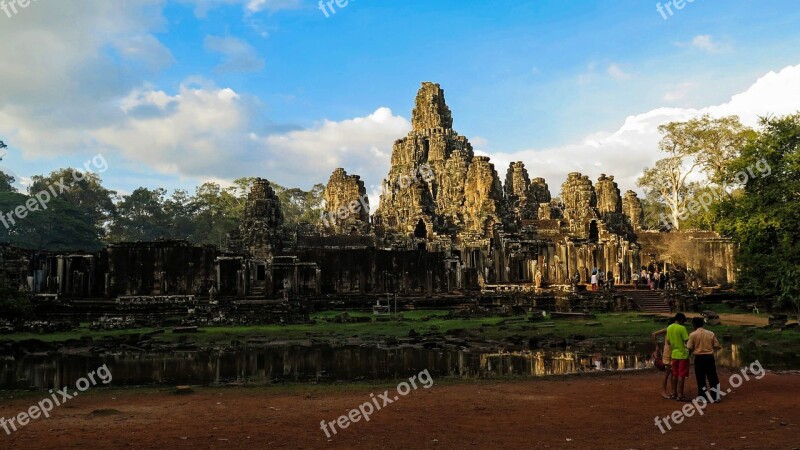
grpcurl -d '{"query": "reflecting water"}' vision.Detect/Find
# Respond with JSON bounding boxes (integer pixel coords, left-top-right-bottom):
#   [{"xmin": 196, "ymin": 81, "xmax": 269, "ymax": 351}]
[{"xmin": 1, "ymin": 343, "xmax": 796, "ymax": 390}]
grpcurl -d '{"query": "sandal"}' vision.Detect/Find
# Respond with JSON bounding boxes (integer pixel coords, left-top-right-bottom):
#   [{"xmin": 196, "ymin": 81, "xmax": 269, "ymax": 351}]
[
  {"xmin": 676, "ymin": 396, "xmax": 692, "ymax": 402},
  {"xmin": 663, "ymin": 394, "xmax": 675, "ymax": 400}
]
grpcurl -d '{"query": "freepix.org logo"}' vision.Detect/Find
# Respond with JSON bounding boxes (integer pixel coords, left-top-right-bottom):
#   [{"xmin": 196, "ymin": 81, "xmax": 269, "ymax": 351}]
[
  {"xmin": 1, "ymin": 0, "xmax": 39, "ymax": 19},
  {"xmin": 656, "ymin": 0, "xmax": 699, "ymax": 20},
  {"xmin": 1, "ymin": 364, "xmax": 112, "ymax": 436},
  {"xmin": 0, "ymin": 153, "xmax": 109, "ymax": 230}
]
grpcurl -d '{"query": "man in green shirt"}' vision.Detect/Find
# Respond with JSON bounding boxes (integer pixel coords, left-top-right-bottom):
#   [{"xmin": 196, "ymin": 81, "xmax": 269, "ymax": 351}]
[{"xmin": 666, "ymin": 312, "xmax": 690, "ymax": 401}]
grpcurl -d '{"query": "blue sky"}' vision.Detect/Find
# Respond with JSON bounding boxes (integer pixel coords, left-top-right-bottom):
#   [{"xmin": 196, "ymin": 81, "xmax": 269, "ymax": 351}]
[{"xmin": 1, "ymin": 0, "xmax": 800, "ymax": 199}]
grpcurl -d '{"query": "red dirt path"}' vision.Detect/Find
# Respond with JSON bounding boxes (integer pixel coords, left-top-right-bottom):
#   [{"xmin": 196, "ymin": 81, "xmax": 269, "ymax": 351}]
[{"xmin": 1, "ymin": 370, "xmax": 798, "ymax": 450}]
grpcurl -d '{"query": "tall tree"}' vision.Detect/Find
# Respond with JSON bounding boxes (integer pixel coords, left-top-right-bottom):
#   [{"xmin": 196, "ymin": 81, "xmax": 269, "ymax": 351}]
[
  {"xmin": 0, "ymin": 142, "xmax": 17, "ymax": 193},
  {"xmin": 271, "ymin": 182, "xmax": 325, "ymax": 228},
  {"xmin": 0, "ymin": 273, "xmax": 32, "ymax": 327},
  {"xmin": 637, "ymin": 156, "xmax": 701, "ymax": 231},
  {"xmin": 0, "ymin": 192, "xmax": 102, "ymax": 250},
  {"xmin": 638, "ymin": 115, "xmax": 754, "ymax": 230},
  {"xmin": 674, "ymin": 115, "xmax": 756, "ymax": 185},
  {"xmin": 109, "ymin": 188, "xmax": 171, "ymax": 242},
  {"xmin": 717, "ymin": 114, "xmax": 800, "ymax": 321},
  {"xmin": 29, "ymin": 168, "xmax": 116, "ymax": 240},
  {"xmin": 0, "ymin": 170, "xmax": 16, "ymax": 193},
  {"xmin": 192, "ymin": 182, "xmax": 244, "ymax": 247}
]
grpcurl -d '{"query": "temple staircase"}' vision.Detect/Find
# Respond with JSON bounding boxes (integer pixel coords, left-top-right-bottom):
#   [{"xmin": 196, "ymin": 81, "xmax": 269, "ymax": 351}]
[{"xmin": 626, "ymin": 289, "xmax": 671, "ymax": 313}]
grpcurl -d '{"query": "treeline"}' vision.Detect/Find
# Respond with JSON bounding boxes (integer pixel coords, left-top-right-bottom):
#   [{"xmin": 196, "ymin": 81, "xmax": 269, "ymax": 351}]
[
  {"xmin": 637, "ymin": 113, "xmax": 800, "ymax": 318},
  {"xmin": 0, "ymin": 164, "xmax": 324, "ymax": 251}
]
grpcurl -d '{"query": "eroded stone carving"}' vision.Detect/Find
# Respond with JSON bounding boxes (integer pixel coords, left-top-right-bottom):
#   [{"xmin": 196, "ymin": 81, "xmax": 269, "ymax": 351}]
[
  {"xmin": 233, "ymin": 178, "xmax": 284, "ymax": 260},
  {"xmin": 622, "ymin": 190, "xmax": 645, "ymax": 231},
  {"xmin": 321, "ymin": 168, "xmax": 370, "ymax": 236}
]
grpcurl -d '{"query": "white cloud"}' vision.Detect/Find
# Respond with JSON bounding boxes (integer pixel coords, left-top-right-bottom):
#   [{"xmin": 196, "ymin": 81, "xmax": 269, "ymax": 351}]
[
  {"xmin": 0, "ymin": 0, "xmax": 405, "ymax": 193},
  {"xmin": 177, "ymin": 0, "xmax": 303, "ymax": 17},
  {"xmin": 675, "ymin": 35, "xmax": 728, "ymax": 54},
  {"xmin": 607, "ymin": 64, "xmax": 632, "ymax": 81},
  {"xmin": 470, "ymin": 136, "xmax": 489, "ymax": 148},
  {"xmin": 245, "ymin": 0, "xmax": 303, "ymax": 13},
  {"xmin": 0, "ymin": 0, "xmax": 798, "ymax": 206},
  {"xmin": 486, "ymin": 64, "xmax": 800, "ymax": 195},
  {"xmin": 579, "ymin": 62, "xmax": 632, "ymax": 84},
  {"xmin": 258, "ymin": 107, "xmax": 411, "ymax": 188},
  {"xmin": 0, "ymin": 0, "xmax": 172, "ymax": 156},
  {"xmin": 91, "ymin": 82, "xmax": 410, "ymax": 190},
  {"xmin": 205, "ymin": 35, "xmax": 265, "ymax": 73},
  {"xmin": 692, "ymin": 35, "xmax": 722, "ymax": 53},
  {"xmin": 662, "ymin": 82, "xmax": 694, "ymax": 102}
]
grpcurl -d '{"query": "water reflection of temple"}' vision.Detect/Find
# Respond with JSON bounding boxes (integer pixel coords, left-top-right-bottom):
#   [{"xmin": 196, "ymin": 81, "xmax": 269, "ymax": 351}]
[
  {"xmin": 480, "ymin": 351, "xmax": 647, "ymax": 376},
  {"xmin": 3, "ymin": 342, "xmax": 790, "ymax": 390}
]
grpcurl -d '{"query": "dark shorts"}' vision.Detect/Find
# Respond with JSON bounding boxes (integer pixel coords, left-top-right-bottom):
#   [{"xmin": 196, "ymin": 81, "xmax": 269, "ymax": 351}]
[{"xmin": 671, "ymin": 359, "xmax": 690, "ymax": 378}]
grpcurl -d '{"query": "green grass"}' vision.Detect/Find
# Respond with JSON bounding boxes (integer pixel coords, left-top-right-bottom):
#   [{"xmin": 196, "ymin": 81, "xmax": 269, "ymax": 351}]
[
  {"xmin": 698, "ymin": 303, "xmax": 745, "ymax": 315},
  {"xmin": 4, "ymin": 311, "xmax": 799, "ymax": 348}
]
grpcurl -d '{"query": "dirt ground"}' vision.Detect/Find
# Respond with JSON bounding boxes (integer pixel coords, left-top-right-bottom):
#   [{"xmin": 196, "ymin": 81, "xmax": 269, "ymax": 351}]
[
  {"xmin": 1, "ymin": 370, "xmax": 798, "ymax": 450},
  {"xmin": 656, "ymin": 312, "xmax": 781, "ymax": 327}
]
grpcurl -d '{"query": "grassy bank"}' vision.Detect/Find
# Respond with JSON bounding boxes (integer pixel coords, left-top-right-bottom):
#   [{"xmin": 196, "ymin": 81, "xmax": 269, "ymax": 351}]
[{"xmin": 4, "ymin": 310, "xmax": 800, "ymax": 348}]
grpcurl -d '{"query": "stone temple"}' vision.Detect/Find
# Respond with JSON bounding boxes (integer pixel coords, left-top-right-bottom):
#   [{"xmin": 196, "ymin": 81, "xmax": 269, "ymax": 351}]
[{"xmin": 6, "ymin": 82, "xmax": 736, "ymax": 303}]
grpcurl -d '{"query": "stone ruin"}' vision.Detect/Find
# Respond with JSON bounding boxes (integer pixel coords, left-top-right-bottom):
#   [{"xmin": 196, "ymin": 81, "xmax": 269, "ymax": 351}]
[
  {"xmin": 505, "ymin": 162, "xmax": 530, "ymax": 219},
  {"xmin": 228, "ymin": 178, "xmax": 283, "ymax": 260},
  {"xmin": 321, "ymin": 168, "xmax": 370, "ymax": 236},
  {"xmin": 622, "ymin": 190, "xmax": 645, "ymax": 231},
  {"xmin": 1, "ymin": 82, "xmax": 739, "ymax": 308}
]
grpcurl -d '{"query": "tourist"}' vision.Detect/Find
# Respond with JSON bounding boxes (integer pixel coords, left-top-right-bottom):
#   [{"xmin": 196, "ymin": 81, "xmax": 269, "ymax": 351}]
[
  {"xmin": 687, "ymin": 317, "xmax": 722, "ymax": 402},
  {"xmin": 667, "ymin": 313, "xmax": 691, "ymax": 401},
  {"xmin": 654, "ymin": 270, "xmax": 661, "ymax": 290},
  {"xmin": 598, "ymin": 270, "xmax": 605, "ymax": 290},
  {"xmin": 591, "ymin": 268, "xmax": 598, "ymax": 291},
  {"xmin": 607, "ymin": 270, "xmax": 615, "ymax": 290},
  {"xmin": 652, "ymin": 317, "xmax": 676, "ymax": 399}
]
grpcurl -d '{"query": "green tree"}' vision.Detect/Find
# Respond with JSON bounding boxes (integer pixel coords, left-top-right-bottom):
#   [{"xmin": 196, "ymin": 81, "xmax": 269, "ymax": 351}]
[
  {"xmin": 637, "ymin": 156, "xmax": 701, "ymax": 231},
  {"xmin": 109, "ymin": 188, "xmax": 171, "ymax": 242},
  {"xmin": 0, "ymin": 274, "xmax": 31, "ymax": 327},
  {"xmin": 163, "ymin": 189, "xmax": 198, "ymax": 241},
  {"xmin": 677, "ymin": 115, "xmax": 756, "ymax": 185},
  {"xmin": 640, "ymin": 191, "xmax": 671, "ymax": 230},
  {"xmin": 29, "ymin": 168, "xmax": 116, "ymax": 240},
  {"xmin": 0, "ymin": 141, "xmax": 17, "ymax": 193},
  {"xmin": 0, "ymin": 192, "xmax": 102, "ymax": 250},
  {"xmin": 717, "ymin": 114, "xmax": 800, "ymax": 321},
  {"xmin": 0, "ymin": 169, "xmax": 16, "ymax": 193},
  {"xmin": 271, "ymin": 182, "xmax": 325, "ymax": 228},
  {"xmin": 638, "ymin": 115, "xmax": 754, "ymax": 230},
  {"xmin": 192, "ymin": 182, "xmax": 244, "ymax": 246}
]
